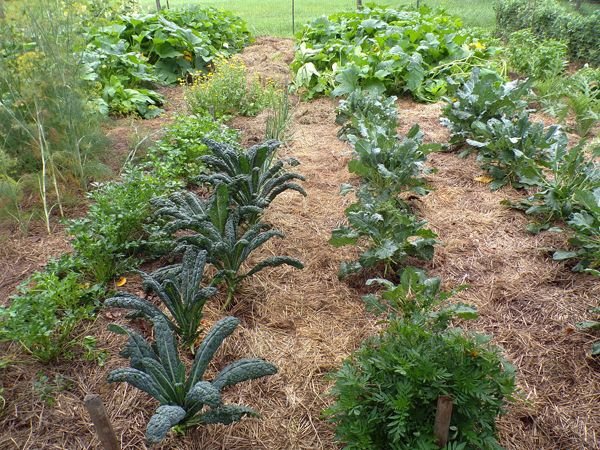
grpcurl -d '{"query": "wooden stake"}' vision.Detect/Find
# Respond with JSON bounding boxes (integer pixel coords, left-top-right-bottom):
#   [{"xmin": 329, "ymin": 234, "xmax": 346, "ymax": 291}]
[
  {"xmin": 84, "ymin": 394, "xmax": 120, "ymax": 450},
  {"xmin": 434, "ymin": 395, "xmax": 453, "ymax": 448}
]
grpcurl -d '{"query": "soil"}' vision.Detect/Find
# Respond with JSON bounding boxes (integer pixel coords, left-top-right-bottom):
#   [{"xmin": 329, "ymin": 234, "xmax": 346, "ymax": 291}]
[{"xmin": 0, "ymin": 37, "xmax": 598, "ymax": 450}]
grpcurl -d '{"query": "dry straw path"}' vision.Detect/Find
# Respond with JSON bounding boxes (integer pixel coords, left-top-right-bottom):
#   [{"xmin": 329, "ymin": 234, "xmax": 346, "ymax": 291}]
[{"xmin": 0, "ymin": 38, "xmax": 598, "ymax": 450}]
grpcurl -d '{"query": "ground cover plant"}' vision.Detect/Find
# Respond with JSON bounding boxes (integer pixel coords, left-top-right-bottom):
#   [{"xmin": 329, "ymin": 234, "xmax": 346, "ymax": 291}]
[
  {"xmin": 108, "ymin": 315, "xmax": 277, "ymax": 444},
  {"xmin": 291, "ymin": 5, "xmax": 497, "ymax": 101}
]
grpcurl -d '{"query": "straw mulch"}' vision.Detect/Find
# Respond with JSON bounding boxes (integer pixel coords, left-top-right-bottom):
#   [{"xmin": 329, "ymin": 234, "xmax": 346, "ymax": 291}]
[{"xmin": 0, "ymin": 38, "xmax": 598, "ymax": 450}]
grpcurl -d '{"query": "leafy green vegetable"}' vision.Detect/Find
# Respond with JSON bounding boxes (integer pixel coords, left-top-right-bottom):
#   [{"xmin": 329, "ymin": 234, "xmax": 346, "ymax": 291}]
[
  {"xmin": 0, "ymin": 266, "xmax": 103, "ymax": 362},
  {"xmin": 441, "ymin": 68, "xmax": 530, "ymax": 147},
  {"xmin": 198, "ymin": 139, "xmax": 306, "ymax": 219},
  {"xmin": 336, "ymin": 90, "xmax": 398, "ymax": 141},
  {"xmin": 553, "ymin": 189, "xmax": 600, "ymax": 272},
  {"xmin": 105, "ymin": 246, "xmax": 216, "ymax": 348},
  {"xmin": 330, "ymin": 193, "xmax": 437, "ymax": 279},
  {"xmin": 153, "ymin": 185, "xmax": 304, "ymax": 308},
  {"xmin": 363, "ymin": 267, "xmax": 473, "ymax": 331},
  {"xmin": 108, "ymin": 315, "xmax": 277, "ymax": 444},
  {"xmin": 508, "ymin": 141, "xmax": 599, "ymax": 229},
  {"xmin": 466, "ymin": 114, "xmax": 564, "ymax": 190}
]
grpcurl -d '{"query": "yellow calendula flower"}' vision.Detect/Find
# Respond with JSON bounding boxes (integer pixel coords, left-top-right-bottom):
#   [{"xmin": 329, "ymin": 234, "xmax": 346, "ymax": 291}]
[
  {"xmin": 472, "ymin": 41, "xmax": 485, "ymax": 51},
  {"xmin": 116, "ymin": 277, "xmax": 127, "ymax": 287}
]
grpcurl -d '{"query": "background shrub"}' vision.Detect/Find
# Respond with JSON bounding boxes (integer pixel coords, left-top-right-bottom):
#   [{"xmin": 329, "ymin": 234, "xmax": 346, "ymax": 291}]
[
  {"xmin": 495, "ymin": 0, "xmax": 600, "ymax": 65},
  {"xmin": 507, "ymin": 29, "xmax": 567, "ymax": 80}
]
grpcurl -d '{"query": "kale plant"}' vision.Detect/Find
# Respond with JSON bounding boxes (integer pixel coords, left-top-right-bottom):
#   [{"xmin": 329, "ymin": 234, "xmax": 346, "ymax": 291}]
[
  {"xmin": 198, "ymin": 139, "xmax": 306, "ymax": 219},
  {"xmin": 108, "ymin": 316, "xmax": 277, "ymax": 445},
  {"xmin": 105, "ymin": 246, "xmax": 217, "ymax": 349},
  {"xmin": 153, "ymin": 185, "xmax": 303, "ymax": 308}
]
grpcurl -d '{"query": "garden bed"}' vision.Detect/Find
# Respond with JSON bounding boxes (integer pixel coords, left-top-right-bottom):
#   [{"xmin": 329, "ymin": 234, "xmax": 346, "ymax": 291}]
[{"xmin": 0, "ymin": 38, "xmax": 598, "ymax": 450}]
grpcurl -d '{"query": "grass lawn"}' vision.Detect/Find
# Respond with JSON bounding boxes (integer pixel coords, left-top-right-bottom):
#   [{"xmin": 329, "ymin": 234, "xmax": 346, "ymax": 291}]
[{"xmin": 141, "ymin": 1, "xmax": 498, "ymax": 36}]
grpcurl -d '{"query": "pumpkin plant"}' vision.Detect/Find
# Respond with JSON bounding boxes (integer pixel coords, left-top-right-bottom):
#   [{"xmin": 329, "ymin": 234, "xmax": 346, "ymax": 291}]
[{"xmin": 108, "ymin": 316, "xmax": 277, "ymax": 445}]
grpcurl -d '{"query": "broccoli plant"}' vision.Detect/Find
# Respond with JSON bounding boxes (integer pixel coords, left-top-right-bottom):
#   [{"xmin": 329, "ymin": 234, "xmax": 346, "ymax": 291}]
[
  {"xmin": 363, "ymin": 267, "xmax": 475, "ymax": 331},
  {"xmin": 154, "ymin": 185, "xmax": 304, "ymax": 308},
  {"xmin": 105, "ymin": 246, "xmax": 216, "ymax": 349},
  {"xmin": 441, "ymin": 67, "xmax": 530, "ymax": 146},
  {"xmin": 508, "ymin": 141, "xmax": 600, "ymax": 232},
  {"xmin": 197, "ymin": 139, "xmax": 306, "ymax": 221},
  {"xmin": 346, "ymin": 123, "xmax": 438, "ymax": 198},
  {"xmin": 336, "ymin": 90, "xmax": 399, "ymax": 141},
  {"xmin": 108, "ymin": 316, "xmax": 277, "ymax": 445},
  {"xmin": 330, "ymin": 193, "xmax": 437, "ymax": 279},
  {"xmin": 553, "ymin": 189, "xmax": 600, "ymax": 272},
  {"xmin": 466, "ymin": 114, "xmax": 563, "ymax": 190}
]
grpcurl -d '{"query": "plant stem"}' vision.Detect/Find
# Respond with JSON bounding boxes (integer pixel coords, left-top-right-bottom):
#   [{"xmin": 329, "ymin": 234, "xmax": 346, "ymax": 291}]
[{"xmin": 223, "ymin": 285, "xmax": 236, "ymax": 310}]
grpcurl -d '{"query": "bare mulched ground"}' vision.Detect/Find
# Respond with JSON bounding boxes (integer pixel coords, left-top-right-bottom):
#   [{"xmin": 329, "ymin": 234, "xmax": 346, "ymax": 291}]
[{"xmin": 0, "ymin": 38, "xmax": 598, "ymax": 449}]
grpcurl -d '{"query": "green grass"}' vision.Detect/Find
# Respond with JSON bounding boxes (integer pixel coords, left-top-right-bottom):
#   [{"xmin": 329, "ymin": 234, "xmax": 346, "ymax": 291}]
[{"xmin": 142, "ymin": 1, "xmax": 498, "ymax": 36}]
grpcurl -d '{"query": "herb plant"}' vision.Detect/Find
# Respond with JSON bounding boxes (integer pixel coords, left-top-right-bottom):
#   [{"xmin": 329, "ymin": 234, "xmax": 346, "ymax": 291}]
[
  {"xmin": 0, "ymin": 267, "xmax": 103, "ymax": 362},
  {"xmin": 105, "ymin": 246, "xmax": 217, "ymax": 349},
  {"xmin": 108, "ymin": 316, "xmax": 277, "ymax": 445},
  {"xmin": 186, "ymin": 57, "xmax": 279, "ymax": 119}
]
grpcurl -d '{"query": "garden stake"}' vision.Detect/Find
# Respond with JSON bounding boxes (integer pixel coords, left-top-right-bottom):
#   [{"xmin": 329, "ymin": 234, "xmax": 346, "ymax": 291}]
[
  {"xmin": 434, "ymin": 395, "xmax": 453, "ymax": 447},
  {"xmin": 84, "ymin": 394, "xmax": 120, "ymax": 450}
]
